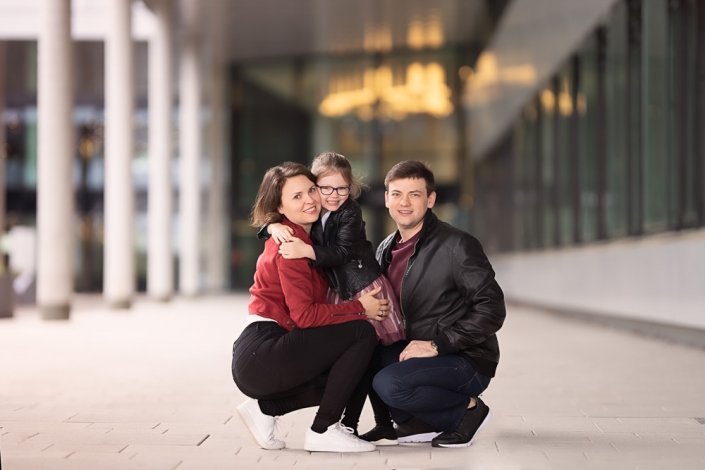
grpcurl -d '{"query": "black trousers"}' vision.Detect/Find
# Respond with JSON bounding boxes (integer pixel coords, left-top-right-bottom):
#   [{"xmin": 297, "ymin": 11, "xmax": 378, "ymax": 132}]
[
  {"xmin": 232, "ymin": 320, "xmax": 376, "ymax": 431},
  {"xmin": 342, "ymin": 340, "xmax": 409, "ymax": 431}
]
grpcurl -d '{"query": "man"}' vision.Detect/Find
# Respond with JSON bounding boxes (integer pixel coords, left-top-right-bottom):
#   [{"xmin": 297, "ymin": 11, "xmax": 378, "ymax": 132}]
[{"xmin": 359, "ymin": 161, "xmax": 505, "ymax": 448}]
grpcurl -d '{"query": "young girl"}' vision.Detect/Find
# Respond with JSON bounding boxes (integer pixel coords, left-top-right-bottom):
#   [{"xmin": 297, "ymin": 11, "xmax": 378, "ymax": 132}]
[{"xmin": 264, "ymin": 152, "xmax": 404, "ymax": 346}]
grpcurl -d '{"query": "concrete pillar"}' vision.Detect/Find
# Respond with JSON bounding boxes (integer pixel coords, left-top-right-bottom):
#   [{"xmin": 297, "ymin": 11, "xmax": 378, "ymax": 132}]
[
  {"xmin": 104, "ymin": 0, "xmax": 135, "ymax": 309},
  {"xmin": 37, "ymin": 0, "xmax": 73, "ymax": 320},
  {"xmin": 148, "ymin": 0, "xmax": 174, "ymax": 301},
  {"xmin": 179, "ymin": 0, "xmax": 201, "ymax": 296},
  {"xmin": 206, "ymin": 0, "xmax": 227, "ymax": 292}
]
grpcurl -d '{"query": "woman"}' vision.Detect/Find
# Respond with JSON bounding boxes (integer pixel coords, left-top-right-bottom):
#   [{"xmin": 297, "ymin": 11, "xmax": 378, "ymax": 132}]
[{"xmin": 232, "ymin": 162, "xmax": 391, "ymax": 453}]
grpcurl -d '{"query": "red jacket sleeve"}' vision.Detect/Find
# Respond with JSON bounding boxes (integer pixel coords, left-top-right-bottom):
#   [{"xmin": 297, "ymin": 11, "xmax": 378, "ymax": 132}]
[{"xmin": 277, "ymin": 255, "xmax": 366, "ymax": 328}]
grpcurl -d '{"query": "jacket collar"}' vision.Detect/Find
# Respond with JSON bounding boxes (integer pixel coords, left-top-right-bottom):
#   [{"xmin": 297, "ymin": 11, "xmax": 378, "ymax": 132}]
[
  {"xmin": 382, "ymin": 208, "xmax": 437, "ymax": 265},
  {"xmin": 416, "ymin": 208, "xmax": 438, "ymax": 245},
  {"xmin": 396, "ymin": 208, "xmax": 437, "ymax": 244},
  {"xmin": 322, "ymin": 197, "xmax": 352, "ymax": 218},
  {"xmin": 312, "ymin": 198, "xmax": 353, "ymax": 239}
]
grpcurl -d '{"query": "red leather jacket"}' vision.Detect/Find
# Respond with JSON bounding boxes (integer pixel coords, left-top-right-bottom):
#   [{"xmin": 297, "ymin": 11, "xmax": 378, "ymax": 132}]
[{"xmin": 248, "ymin": 218, "xmax": 367, "ymax": 330}]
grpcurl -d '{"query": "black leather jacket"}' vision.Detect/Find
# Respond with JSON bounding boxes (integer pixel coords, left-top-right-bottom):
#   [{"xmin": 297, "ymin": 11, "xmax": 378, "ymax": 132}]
[
  {"xmin": 377, "ymin": 210, "xmax": 505, "ymax": 377},
  {"xmin": 310, "ymin": 198, "xmax": 382, "ymax": 300}
]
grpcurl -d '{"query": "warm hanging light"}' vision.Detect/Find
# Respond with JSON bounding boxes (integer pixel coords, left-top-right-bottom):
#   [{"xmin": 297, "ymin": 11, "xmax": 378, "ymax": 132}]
[{"xmin": 318, "ymin": 62, "xmax": 453, "ymax": 119}]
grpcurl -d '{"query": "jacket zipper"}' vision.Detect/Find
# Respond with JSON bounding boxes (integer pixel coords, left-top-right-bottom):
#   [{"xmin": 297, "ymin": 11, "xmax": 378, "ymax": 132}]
[{"xmin": 398, "ymin": 238, "xmax": 420, "ymax": 330}]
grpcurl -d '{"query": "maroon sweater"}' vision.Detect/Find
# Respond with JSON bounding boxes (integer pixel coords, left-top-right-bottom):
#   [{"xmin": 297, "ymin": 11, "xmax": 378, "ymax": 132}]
[{"xmin": 248, "ymin": 218, "xmax": 366, "ymax": 330}]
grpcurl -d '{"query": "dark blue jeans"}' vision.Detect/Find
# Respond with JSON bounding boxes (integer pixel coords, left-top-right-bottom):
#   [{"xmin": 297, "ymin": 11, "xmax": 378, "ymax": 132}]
[{"xmin": 372, "ymin": 342, "xmax": 491, "ymax": 432}]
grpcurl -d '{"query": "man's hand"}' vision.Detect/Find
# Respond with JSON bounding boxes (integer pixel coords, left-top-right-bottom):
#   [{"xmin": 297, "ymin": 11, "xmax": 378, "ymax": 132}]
[
  {"xmin": 399, "ymin": 340, "xmax": 438, "ymax": 361},
  {"xmin": 279, "ymin": 237, "xmax": 315, "ymax": 260}
]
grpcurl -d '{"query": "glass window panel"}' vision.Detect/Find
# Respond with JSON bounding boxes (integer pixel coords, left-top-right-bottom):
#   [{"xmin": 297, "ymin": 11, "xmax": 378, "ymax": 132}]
[
  {"xmin": 642, "ymin": 0, "xmax": 670, "ymax": 232},
  {"xmin": 578, "ymin": 36, "xmax": 599, "ymax": 242},
  {"xmin": 668, "ymin": 0, "xmax": 699, "ymax": 227},
  {"xmin": 524, "ymin": 102, "xmax": 539, "ymax": 249},
  {"xmin": 556, "ymin": 63, "xmax": 575, "ymax": 245},
  {"xmin": 540, "ymin": 83, "xmax": 556, "ymax": 247},
  {"xmin": 681, "ymin": 0, "xmax": 699, "ymax": 226},
  {"xmin": 627, "ymin": 0, "xmax": 643, "ymax": 235},
  {"xmin": 513, "ymin": 118, "xmax": 526, "ymax": 251},
  {"xmin": 605, "ymin": 1, "xmax": 629, "ymax": 238}
]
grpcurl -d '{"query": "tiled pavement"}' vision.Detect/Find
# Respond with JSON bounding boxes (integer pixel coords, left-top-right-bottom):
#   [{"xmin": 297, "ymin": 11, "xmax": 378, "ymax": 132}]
[{"xmin": 1, "ymin": 294, "xmax": 704, "ymax": 470}]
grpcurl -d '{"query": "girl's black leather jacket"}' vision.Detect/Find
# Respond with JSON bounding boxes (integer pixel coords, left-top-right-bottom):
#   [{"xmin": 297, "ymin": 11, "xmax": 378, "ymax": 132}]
[
  {"xmin": 376, "ymin": 209, "xmax": 506, "ymax": 377},
  {"xmin": 309, "ymin": 198, "xmax": 382, "ymax": 300}
]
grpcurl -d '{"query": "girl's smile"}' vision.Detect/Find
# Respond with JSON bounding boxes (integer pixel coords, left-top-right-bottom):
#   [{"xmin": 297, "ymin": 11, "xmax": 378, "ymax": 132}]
[{"xmin": 317, "ymin": 172, "xmax": 350, "ymax": 212}]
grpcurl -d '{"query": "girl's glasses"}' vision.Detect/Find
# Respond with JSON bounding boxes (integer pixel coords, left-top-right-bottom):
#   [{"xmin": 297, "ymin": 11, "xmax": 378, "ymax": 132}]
[{"xmin": 317, "ymin": 185, "xmax": 350, "ymax": 196}]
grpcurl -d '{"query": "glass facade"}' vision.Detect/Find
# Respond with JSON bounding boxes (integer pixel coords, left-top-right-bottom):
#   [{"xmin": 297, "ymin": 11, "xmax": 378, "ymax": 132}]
[
  {"xmin": 3, "ymin": 0, "xmax": 702, "ymax": 288},
  {"xmin": 475, "ymin": 0, "xmax": 705, "ymax": 254}
]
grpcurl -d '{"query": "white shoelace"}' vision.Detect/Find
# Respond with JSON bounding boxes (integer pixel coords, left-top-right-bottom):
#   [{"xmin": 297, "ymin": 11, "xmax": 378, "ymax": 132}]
[
  {"xmin": 264, "ymin": 416, "xmax": 284, "ymax": 443},
  {"xmin": 334, "ymin": 422, "xmax": 356, "ymax": 435}
]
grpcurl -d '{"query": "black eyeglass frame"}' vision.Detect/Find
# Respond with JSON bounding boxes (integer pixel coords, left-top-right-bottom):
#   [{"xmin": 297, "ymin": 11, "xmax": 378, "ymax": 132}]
[{"xmin": 316, "ymin": 185, "xmax": 351, "ymax": 196}]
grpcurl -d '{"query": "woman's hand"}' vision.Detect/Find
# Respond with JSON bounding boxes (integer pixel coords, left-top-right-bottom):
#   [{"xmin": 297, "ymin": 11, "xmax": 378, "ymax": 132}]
[
  {"xmin": 279, "ymin": 237, "xmax": 315, "ymax": 260},
  {"xmin": 358, "ymin": 286, "xmax": 391, "ymax": 322},
  {"xmin": 268, "ymin": 223, "xmax": 294, "ymax": 244}
]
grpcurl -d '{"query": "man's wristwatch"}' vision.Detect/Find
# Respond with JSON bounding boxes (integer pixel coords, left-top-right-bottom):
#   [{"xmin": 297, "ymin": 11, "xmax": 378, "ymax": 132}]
[{"xmin": 430, "ymin": 340, "xmax": 438, "ymax": 352}]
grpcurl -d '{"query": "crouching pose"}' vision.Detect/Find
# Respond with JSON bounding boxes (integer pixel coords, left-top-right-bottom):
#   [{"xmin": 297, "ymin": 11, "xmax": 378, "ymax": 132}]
[
  {"xmin": 358, "ymin": 161, "xmax": 506, "ymax": 448},
  {"xmin": 231, "ymin": 162, "xmax": 391, "ymax": 453}
]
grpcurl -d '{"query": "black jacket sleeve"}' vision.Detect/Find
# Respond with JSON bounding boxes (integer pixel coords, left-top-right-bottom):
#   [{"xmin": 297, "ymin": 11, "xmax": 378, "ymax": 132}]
[
  {"xmin": 257, "ymin": 225, "xmax": 271, "ymax": 240},
  {"xmin": 310, "ymin": 204, "xmax": 363, "ymax": 268},
  {"xmin": 432, "ymin": 235, "xmax": 506, "ymax": 355}
]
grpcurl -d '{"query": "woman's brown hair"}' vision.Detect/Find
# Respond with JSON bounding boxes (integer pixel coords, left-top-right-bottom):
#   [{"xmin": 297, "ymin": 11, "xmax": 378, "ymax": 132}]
[
  {"xmin": 249, "ymin": 162, "xmax": 317, "ymax": 227},
  {"xmin": 310, "ymin": 152, "xmax": 368, "ymax": 199}
]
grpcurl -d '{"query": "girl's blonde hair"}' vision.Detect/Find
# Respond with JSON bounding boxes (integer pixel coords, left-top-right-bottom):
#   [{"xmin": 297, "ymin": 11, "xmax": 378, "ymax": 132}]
[{"xmin": 310, "ymin": 152, "xmax": 368, "ymax": 199}]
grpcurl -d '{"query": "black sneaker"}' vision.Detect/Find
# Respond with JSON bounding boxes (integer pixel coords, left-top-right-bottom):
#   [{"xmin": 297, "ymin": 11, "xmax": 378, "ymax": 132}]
[
  {"xmin": 359, "ymin": 425, "xmax": 399, "ymax": 446},
  {"xmin": 394, "ymin": 417, "xmax": 441, "ymax": 443},
  {"xmin": 431, "ymin": 397, "xmax": 491, "ymax": 448}
]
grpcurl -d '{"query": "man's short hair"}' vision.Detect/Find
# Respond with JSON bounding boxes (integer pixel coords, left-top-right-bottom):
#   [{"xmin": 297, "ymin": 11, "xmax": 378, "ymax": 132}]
[{"xmin": 384, "ymin": 161, "xmax": 435, "ymax": 196}]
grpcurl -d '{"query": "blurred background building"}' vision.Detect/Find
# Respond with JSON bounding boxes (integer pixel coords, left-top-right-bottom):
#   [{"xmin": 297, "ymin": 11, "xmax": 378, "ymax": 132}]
[{"xmin": 0, "ymin": 0, "xmax": 703, "ymax": 335}]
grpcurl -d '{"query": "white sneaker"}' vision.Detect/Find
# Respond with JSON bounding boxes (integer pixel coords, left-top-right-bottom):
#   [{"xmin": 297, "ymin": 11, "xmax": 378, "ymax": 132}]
[
  {"xmin": 236, "ymin": 398, "xmax": 285, "ymax": 450},
  {"xmin": 304, "ymin": 422, "xmax": 376, "ymax": 453}
]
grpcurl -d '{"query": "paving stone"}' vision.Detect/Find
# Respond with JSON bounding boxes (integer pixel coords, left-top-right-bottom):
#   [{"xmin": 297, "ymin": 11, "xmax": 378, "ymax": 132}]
[
  {"xmin": 22, "ymin": 430, "xmax": 210, "ymax": 446},
  {"xmin": 4, "ymin": 454, "xmax": 181, "ymax": 470},
  {"xmin": 1, "ymin": 431, "xmax": 43, "ymax": 445},
  {"xmin": 0, "ymin": 411, "xmax": 78, "ymax": 422},
  {"xmin": 85, "ymin": 422, "xmax": 162, "ymax": 430},
  {"xmin": 2, "ymin": 296, "xmax": 705, "ymax": 470},
  {"xmin": 0, "ymin": 421, "xmax": 90, "ymax": 432}
]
